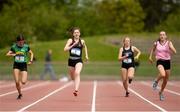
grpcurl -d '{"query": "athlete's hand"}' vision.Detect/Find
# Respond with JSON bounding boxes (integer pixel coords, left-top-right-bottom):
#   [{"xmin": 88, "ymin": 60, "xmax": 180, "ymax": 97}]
[
  {"xmin": 85, "ymin": 56, "xmax": 89, "ymax": 63},
  {"xmin": 123, "ymin": 55, "xmax": 128, "ymax": 59},
  {"xmin": 134, "ymin": 56, "xmax": 139, "ymax": 60},
  {"xmin": 27, "ymin": 61, "xmax": 33, "ymax": 65},
  {"xmin": 72, "ymin": 41, "xmax": 79, "ymax": 46}
]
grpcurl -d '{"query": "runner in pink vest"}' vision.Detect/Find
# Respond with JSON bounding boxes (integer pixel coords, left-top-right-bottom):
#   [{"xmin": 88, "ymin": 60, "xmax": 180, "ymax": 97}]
[{"xmin": 149, "ymin": 31, "xmax": 176, "ymax": 101}]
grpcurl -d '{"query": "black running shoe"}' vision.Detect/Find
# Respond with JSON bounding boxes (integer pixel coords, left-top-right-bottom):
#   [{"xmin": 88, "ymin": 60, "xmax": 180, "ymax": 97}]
[
  {"xmin": 17, "ymin": 94, "xmax": 22, "ymax": 100},
  {"xmin": 129, "ymin": 79, "xmax": 132, "ymax": 84},
  {"xmin": 73, "ymin": 90, "xmax": 78, "ymax": 97},
  {"xmin": 125, "ymin": 92, "xmax": 129, "ymax": 97}
]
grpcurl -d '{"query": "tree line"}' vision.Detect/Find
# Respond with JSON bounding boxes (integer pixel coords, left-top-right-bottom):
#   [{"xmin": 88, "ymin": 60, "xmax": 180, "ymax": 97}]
[{"xmin": 0, "ymin": 0, "xmax": 179, "ymax": 48}]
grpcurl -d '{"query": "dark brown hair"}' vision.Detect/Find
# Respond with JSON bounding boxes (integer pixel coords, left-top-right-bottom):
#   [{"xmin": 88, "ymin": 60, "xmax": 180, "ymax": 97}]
[
  {"xmin": 69, "ymin": 27, "xmax": 80, "ymax": 39},
  {"xmin": 16, "ymin": 34, "xmax": 25, "ymax": 41}
]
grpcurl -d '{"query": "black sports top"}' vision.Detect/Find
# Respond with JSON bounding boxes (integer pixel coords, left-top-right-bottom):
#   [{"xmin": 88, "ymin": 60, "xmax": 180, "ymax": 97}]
[
  {"xmin": 69, "ymin": 39, "xmax": 83, "ymax": 59},
  {"xmin": 122, "ymin": 46, "xmax": 134, "ymax": 65}
]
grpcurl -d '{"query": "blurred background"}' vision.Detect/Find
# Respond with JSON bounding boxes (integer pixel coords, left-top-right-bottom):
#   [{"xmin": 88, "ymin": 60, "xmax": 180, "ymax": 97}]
[{"xmin": 0, "ymin": 0, "xmax": 179, "ymax": 80}]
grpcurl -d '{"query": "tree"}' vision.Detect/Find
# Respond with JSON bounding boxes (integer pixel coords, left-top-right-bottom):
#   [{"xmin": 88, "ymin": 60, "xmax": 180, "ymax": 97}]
[
  {"xmin": 139, "ymin": 0, "xmax": 180, "ymax": 31},
  {"xmin": 94, "ymin": 0, "xmax": 145, "ymax": 33},
  {"xmin": 155, "ymin": 9, "xmax": 180, "ymax": 32}
]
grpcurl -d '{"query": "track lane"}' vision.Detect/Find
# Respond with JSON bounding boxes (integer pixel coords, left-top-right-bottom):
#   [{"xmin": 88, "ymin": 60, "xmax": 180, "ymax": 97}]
[
  {"xmin": 96, "ymin": 81, "xmax": 158, "ymax": 111},
  {"xmin": 0, "ymin": 81, "xmax": 43, "ymax": 94},
  {"xmin": 0, "ymin": 81, "xmax": 67, "ymax": 111},
  {"xmin": 26, "ymin": 81, "xmax": 93, "ymax": 111},
  {"xmin": 0, "ymin": 80, "xmax": 179, "ymax": 111},
  {"xmin": 134, "ymin": 81, "xmax": 180, "ymax": 111}
]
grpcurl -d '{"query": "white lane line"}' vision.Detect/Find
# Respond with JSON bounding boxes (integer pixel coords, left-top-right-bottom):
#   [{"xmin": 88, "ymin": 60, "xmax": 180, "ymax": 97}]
[
  {"xmin": 0, "ymin": 83, "xmax": 14, "ymax": 89},
  {"xmin": 117, "ymin": 81, "xmax": 167, "ymax": 112},
  {"xmin": 0, "ymin": 81, "xmax": 50, "ymax": 97},
  {"xmin": 141, "ymin": 81, "xmax": 180, "ymax": 96},
  {"xmin": 18, "ymin": 81, "xmax": 72, "ymax": 112},
  {"xmin": 91, "ymin": 80, "xmax": 97, "ymax": 112}
]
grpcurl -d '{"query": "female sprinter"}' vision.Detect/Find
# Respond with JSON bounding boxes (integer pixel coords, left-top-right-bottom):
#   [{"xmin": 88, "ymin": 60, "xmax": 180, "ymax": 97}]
[
  {"xmin": 6, "ymin": 34, "xmax": 34, "ymax": 99},
  {"xmin": 149, "ymin": 31, "xmax": 176, "ymax": 101},
  {"xmin": 118, "ymin": 37, "xmax": 141, "ymax": 97},
  {"xmin": 64, "ymin": 27, "xmax": 89, "ymax": 96}
]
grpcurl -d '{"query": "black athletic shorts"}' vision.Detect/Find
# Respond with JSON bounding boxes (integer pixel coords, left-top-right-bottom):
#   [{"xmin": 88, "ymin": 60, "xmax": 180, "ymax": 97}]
[
  {"xmin": 68, "ymin": 58, "xmax": 83, "ymax": 67},
  {"xmin": 156, "ymin": 59, "xmax": 171, "ymax": 70},
  {"xmin": 121, "ymin": 63, "xmax": 135, "ymax": 70},
  {"xmin": 13, "ymin": 62, "xmax": 27, "ymax": 71}
]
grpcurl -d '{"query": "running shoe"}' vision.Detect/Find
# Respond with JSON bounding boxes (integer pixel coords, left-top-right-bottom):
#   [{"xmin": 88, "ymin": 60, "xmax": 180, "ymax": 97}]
[
  {"xmin": 73, "ymin": 90, "xmax": 78, "ymax": 97},
  {"xmin": 129, "ymin": 79, "xmax": 132, "ymax": 84},
  {"xmin": 152, "ymin": 80, "xmax": 158, "ymax": 90},
  {"xmin": 125, "ymin": 91, "xmax": 129, "ymax": 97},
  {"xmin": 159, "ymin": 92, "xmax": 165, "ymax": 101},
  {"xmin": 17, "ymin": 94, "xmax": 22, "ymax": 100}
]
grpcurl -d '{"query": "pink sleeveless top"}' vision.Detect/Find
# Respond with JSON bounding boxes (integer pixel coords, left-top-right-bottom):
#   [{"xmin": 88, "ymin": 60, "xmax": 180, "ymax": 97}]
[{"xmin": 155, "ymin": 41, "xmax": 171, "ymax": 60}]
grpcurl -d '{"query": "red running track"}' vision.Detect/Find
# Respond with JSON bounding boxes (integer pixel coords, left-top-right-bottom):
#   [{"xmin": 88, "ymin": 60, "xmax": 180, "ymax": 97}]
[{"xmin": 0, "ymin": 80, "xmax": 179, "ymax": 112}]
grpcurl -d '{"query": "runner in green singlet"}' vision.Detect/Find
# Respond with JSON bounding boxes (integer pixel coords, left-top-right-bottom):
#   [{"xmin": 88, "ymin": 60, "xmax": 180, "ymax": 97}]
[{"xmin": 6, "ymin": 34, "xmax": 34, "ymax": 99}]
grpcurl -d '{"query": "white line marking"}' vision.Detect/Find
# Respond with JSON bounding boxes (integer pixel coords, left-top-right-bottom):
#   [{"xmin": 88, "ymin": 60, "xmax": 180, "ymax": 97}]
[
  {"xmin": 141, "ymin": 81, "xmax": 180, "ymax": 96},
  {"xmin": 117, "ymin": 81, "xmax": 167, "ymax": 112},
  {"xmin": 0, "ymin": 83, "xmax": 14, "ymax": 89},
  {"xmin": 91, "ymin": 80, "xmax": 97, "ymax": 112},
  {"xmin": 0, "ymin": 82, "xmax": 50, "ymax": 97},
  {"xmin": 17, "ymin": 81, "xmax": 72, "ymax": 112}
]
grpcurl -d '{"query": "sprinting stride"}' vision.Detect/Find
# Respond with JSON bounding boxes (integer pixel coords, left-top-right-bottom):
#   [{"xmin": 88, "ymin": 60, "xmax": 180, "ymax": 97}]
[
  {"xmin": 118, "ymin": 37, "xmax": 141, "ymax": 97},
  {"xmin": 6, "ymin": 34, "xmax": 34, "ymax": 99},
  {"xmin": 64, "ymin": 27, "xmax": 89, "ymax": 96},
  {"xmin": 149, "ymin": 31, "xmax": 176, "ymax": 101}
]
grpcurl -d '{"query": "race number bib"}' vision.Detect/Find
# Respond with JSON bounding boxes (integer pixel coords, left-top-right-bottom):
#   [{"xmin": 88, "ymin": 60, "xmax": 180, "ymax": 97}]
[
  {"xmin": 15, "ymin": 55, "xmax": 25, "ymax": 62},
  {"xmin": 71, "ymin": 48, "xmax": 81, "ymax": 56},
  {"xmin": 123, "ymin": 58, "xmax": 132, "ymax": 64}
]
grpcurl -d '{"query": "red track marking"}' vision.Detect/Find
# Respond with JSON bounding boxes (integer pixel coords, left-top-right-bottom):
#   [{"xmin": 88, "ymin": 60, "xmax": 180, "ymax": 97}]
[
  {"xmin": 24, "ymin": 81, "xmax": 93, "ymax": 111},
  {"xmin": 96, "ymin": 81, "xmax": 158, "ymax": 111},
  {"xmin": 0, "ymin": 81, "xmax": 66, "ymax": 111},
  {"xmin": 134, "ymin": 81, "xmax": 180, "ymax": 111}
]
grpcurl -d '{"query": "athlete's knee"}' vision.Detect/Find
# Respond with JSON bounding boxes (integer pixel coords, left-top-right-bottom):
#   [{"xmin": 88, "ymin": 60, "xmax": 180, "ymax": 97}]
[
  {"xmin": 21, "ymin": 81, "xmax": 26, "ymax": 85},
  {"xmin": 74, "ymin": 71, "xmax": 80, "ymax": 76},
  {"xmin": 128, "ymin": 75, "xmax": 134, "ymax": 79}
]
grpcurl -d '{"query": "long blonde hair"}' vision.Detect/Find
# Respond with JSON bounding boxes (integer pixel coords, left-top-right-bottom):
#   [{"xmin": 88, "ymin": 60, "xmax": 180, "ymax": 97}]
[{"xmin": 122, "ymin": 36, "xmax": 131, "ymax": 47}]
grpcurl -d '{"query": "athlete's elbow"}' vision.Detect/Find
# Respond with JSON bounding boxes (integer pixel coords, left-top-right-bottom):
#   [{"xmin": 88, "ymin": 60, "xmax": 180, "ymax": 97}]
[
  {"xmin": 118, "ymin": 58, "xmax": 122, "ymax": 61},
  {"xmin": 6, "ymin": 53, "xmax": 11, "ymax": 56},
  {"xmin": 64, "ymin": 48, "xmax": 68, "ymax": 52}
]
